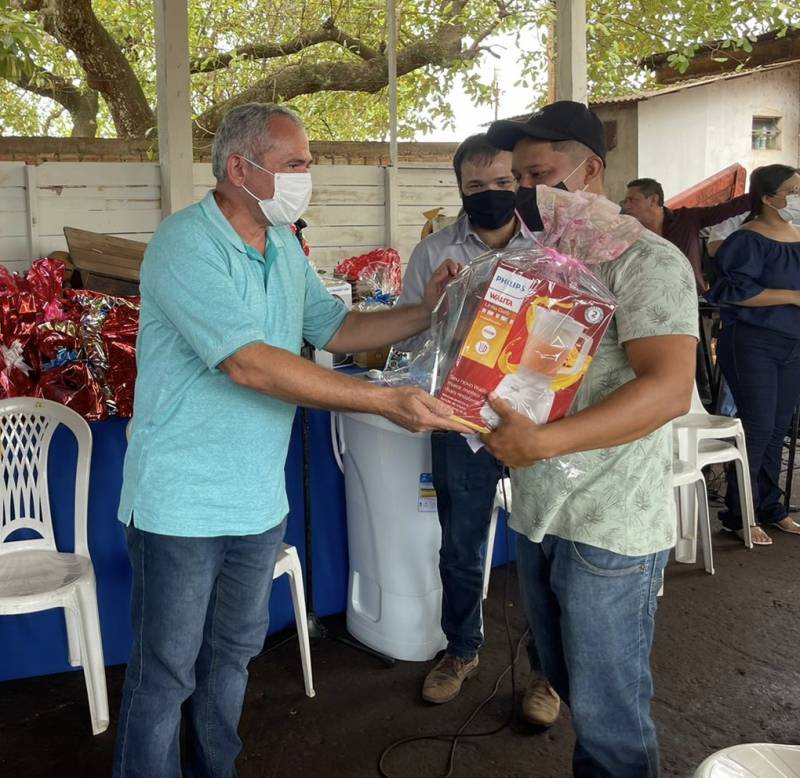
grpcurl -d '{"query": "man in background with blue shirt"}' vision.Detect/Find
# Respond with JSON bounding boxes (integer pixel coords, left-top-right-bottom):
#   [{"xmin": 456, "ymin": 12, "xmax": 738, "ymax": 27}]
[{"xmin": 113, "ymin": 103, "xmax": 466, "ymax": 778}]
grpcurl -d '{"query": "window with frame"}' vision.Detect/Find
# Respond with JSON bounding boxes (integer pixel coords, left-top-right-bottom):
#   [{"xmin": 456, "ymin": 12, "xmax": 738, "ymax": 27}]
[{"xmin": 752, "ymin": 117, "xmax": 781, "ymax": 151}]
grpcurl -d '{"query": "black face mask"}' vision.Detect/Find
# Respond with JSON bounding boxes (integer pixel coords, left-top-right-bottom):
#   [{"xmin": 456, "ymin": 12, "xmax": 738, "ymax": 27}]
[
  {"xmin": 461, "ymin": 189, "xmax": 517, "ymax": 230},
  {"xmin": 514, "ymin": 182, "xmax": 570, "ymax": 232}
]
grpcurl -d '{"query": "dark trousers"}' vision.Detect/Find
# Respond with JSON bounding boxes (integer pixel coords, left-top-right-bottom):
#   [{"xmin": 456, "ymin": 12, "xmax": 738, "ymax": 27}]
[
  {"xmin": 717, "ymin": 323, "xmax": 800, "ymax": 530},
  {"xmin": 431, "ymin": 431, "xmax": 501, "ymax": 660}
]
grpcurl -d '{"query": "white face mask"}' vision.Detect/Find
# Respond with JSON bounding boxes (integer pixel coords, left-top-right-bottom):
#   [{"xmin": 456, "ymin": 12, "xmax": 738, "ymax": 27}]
[
  {"xmin": 241, "ymin": 157, "xmax": 312, "ymax": 226},
  {"xmin": 768, "ymin": 193, "xmax": 800, "ymax": 224}
]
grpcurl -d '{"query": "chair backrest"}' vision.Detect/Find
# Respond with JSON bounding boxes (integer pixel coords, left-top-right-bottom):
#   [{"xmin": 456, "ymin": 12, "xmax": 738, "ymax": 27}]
[{"xmin": 0, "ymin": 398, "xmax": 92, "ymax": 557}]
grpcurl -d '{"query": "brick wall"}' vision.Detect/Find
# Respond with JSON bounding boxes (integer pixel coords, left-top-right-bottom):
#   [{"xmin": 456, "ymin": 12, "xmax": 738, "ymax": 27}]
[{"xmin": 0, "ymin": 137, "xmax": 458, "ymax": 166}]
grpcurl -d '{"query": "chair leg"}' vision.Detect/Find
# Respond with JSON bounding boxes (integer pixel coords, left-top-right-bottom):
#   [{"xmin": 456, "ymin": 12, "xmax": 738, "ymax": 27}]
[
  {"xmin": 696, "ymin": 478, "xmax": 714, "ymax": 575},
  {"xmin": 64, "ymin": 607, "xmax": 82, "ymax": 667},
  {"xmin": 284, "ymin": 548, "xmax": 315, "ymax": 699},
  {"xmin": 674, "ymin": 484, "xmax": 698, "ymax": 564},
  {"xmin": 73, "ymin": 577, "xmax": 109, "ymax": 735},
  {"xmin": 733, "ymin": 457, "xmax": 754, "ymax": 550},
  {"xmin": 482, "ymin": 507, "xmax": 500, "ymax": 600}
]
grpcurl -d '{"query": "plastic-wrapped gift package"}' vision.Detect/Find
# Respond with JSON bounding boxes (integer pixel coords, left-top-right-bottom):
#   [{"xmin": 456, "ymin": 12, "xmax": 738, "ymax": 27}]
[
  {"xmin": 334, "ymin": 248, "xmax": 402, "ymax": 303},
  {"xmin": 35, "ymin": 318, "xmax": 107, "ymax": 421},
  {"xmin": 0, "ymin": 258, "xmax": 68, "ymax": 399},
  {"xmin": 36, "ymin": 360, "xmax": 106, "ymax": 421},
  {"xmin": 390, "ymin": 188, "xmax": 649, "ymax": 435},
  {"xmin": 101, "ymin": 302, "xmax": 139, "ymax": 418},
  {"xmin": 430, "ymin": 246, "xmax": 617, "ymax": 433},
  {"xmin": 64, "ymin": 290, "xmax": 140, "ymax": 418}
]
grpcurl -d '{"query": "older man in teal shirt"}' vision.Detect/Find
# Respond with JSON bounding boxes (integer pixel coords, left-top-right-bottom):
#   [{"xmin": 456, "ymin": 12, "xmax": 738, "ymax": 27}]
[{"xmin": 113, "ymin": 103, "xmax": 465, "ymax": 778}]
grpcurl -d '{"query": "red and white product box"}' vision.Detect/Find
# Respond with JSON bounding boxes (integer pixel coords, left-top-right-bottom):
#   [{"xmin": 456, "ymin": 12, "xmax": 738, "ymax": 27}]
[{"xmin": 438, "ymin": 260, "xmax": 616, "ymax": 433}]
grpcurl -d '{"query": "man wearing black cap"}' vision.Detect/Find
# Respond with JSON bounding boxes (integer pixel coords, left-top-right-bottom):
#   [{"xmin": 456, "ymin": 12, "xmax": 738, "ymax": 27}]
[{"xmin": 484, "ymin": 101, "xmax": 699, "ymax": 777}]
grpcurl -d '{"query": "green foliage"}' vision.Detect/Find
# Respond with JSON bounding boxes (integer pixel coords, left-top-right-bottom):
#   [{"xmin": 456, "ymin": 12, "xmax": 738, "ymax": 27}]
[
  {"xmin": 0, "ymin": 0, "xmax": 798, "ymax": 138},
  {"xmin": 0, "ymin": 0, "xmax": 42, "ymax": 83},
  {"xmin": 585, "ymin": 0, "xmax": 800, "ymax": 98}
]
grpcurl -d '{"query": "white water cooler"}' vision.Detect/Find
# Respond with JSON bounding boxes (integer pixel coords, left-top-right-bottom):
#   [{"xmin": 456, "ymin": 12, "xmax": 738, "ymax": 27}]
[{"xmin": 332, "ymin": 412, "xmax": 447, "ymax": 661}]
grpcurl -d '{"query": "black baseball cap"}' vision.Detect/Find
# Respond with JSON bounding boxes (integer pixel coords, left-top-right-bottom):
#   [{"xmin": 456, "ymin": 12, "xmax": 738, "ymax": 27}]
[{"xmin": 487, "ymin": 101, "xmax": 606, "ymax": 162}]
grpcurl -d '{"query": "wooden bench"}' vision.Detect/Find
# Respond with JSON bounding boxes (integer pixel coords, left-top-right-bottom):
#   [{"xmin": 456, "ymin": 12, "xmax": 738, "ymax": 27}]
[{"xmin": 63, "ymin": 227, "xmax": 146, "ymax": 296}]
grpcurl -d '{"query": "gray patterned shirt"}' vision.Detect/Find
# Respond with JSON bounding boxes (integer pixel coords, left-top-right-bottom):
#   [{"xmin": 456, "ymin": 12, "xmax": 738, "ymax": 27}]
[{"xmin": 510, "ymin": 230, "xmax": 700, "ymax": 557}]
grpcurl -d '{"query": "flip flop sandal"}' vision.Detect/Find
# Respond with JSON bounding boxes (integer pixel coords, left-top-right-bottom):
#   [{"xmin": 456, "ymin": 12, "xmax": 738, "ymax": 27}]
[
  {"xmin": 774, "ymin": 518, "xmax": 800, "ymax": 535},
  {"xmin": 723, "ymin": 526, "xmax": 773, "ymax": 545}
]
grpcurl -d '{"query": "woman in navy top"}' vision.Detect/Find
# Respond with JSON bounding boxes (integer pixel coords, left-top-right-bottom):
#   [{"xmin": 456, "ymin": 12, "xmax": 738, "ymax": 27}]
[{"xmin": 706, "ymin": 164, "xmax": 800, "ymax": 545}]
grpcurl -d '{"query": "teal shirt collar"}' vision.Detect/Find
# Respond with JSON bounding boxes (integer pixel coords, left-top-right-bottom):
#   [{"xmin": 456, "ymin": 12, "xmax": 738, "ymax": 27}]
[{"xmin": 199, "ymin": 189, "xmax": 294, "ymax": 264}]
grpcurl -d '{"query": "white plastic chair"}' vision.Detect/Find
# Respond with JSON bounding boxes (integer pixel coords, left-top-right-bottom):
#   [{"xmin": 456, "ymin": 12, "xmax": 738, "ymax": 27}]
[
  {"xmin": 694, "ymin": 743, "xmax": 800, "ymax": 777},
  {"xmin": 483, "ymin": 477, "xmax": 511, "ymax": 600},
  {"xmin": 0, "ymin": 398, "xmax": 108, "ymax": 735},
  {"xmin": 673, "ymin": 458, "xmax": 714, "ymax": 574},
  {"xmin": 673, "ymin": 384, "xmax": 755, "ymax": 559},
  {"xmin": 273, "ymin": 544, "xmax": 315, "ymax": 698}
]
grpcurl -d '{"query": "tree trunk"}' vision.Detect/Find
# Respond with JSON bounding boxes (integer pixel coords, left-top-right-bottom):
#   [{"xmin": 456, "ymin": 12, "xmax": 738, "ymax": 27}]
[
  {"xmin": 71, "ymin": 90, "xmax": 99, "ymax": 137},
  {"xmin": 50, "ymin": 0, "xmax": 155, "ymax": 137}
]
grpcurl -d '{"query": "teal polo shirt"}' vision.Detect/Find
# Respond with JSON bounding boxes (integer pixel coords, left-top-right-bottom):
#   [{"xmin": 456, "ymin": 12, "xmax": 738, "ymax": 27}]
[{"xmin": 117, "ymin": 190, "xmax": 347, "ymax": 537}]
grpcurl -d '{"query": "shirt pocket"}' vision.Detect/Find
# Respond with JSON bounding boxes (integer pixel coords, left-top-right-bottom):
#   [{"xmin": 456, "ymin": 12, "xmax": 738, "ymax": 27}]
[{"xmin": 264, "ymin": 266, "xmax": 304, "ymax": 353}]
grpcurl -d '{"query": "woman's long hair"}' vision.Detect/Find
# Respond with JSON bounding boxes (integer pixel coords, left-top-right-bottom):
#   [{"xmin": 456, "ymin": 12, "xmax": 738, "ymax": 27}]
[{"xmin": 750, "ymin": 164, "xmax": 799, "ymax": 217}]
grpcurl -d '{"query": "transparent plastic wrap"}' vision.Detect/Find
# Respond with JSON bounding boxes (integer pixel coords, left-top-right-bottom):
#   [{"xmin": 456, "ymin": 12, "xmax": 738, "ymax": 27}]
[
  {"xmin": 378, "ymin": 187, "xmax": 646, "ymax": 475},
  {"xmin": 412, "ymin": 245, "xmax": 617, "ymax": 432},
  {"xmin": 334, "ymin": 248, "xmax": 402, "ymax": 305}
]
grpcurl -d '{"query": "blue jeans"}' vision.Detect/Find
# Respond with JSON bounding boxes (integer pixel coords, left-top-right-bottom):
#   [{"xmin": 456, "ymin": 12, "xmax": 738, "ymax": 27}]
[
  {"xmin": 517, "ymin": 533, "xmax": 669, "ymax": 778},
  {"xmin": 717, "ymin": 323, "xmax": 800, "ymax": 530},
  {"xmin": 113, "ymin": 518, "xmax": 287, "ymax": 778},
  {"xmin": 431, "ymin": 431, "xmax": 502, "ymax": 660}
]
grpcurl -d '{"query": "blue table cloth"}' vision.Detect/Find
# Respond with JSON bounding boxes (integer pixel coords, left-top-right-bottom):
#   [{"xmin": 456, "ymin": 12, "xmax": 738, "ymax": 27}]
[{"xmin": 0, "ymin": 409, "xmax": 513, "ymax": 681}]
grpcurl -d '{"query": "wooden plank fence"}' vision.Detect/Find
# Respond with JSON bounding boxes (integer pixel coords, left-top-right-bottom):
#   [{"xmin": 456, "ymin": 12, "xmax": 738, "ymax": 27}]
[{"xmin": 0, "ymin": 161, "xmax": 462, "ymax": 275}]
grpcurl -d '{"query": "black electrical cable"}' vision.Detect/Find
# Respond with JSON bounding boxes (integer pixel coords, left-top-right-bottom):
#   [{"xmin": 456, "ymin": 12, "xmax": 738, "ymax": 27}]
[
  {"xmin": 377, "ymin": 474, "xmax": 530, "ymax": 778},
  {"xmin": 252, "ymin": 630, "xmax": 297, "ymax": 661}
]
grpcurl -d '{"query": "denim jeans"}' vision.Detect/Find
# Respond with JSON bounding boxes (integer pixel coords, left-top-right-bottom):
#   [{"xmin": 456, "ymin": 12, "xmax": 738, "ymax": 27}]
[
  {"xmin": 431, "ymin": 431, "xmax": 502, "ymax": 660},
  {"xmin": 717, "ymin": 323, "xmax": 800, "ymax": 530},
  {"xmin": 516, "ymin": 533, "xmax": 669, "ymax": 778},
  {"xmin": 113, "ymin": 517, "xmax": 287, "ymax": 778}
]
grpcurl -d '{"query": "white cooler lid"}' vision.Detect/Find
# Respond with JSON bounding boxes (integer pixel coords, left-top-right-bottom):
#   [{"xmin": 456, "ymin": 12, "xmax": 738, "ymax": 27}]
[{"xmin": 338, "ymin": 411, "xmax": 431, "ymax": 439}]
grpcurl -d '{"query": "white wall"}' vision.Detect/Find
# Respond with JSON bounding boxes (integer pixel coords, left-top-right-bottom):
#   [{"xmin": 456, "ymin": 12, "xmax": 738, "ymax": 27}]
[
  {"xmin": 592, "ymin": 102, "xmax": 638, "ymax": 205},
  {"xmin": 0, "ymin": 161, "xmax": 462, "ymax": 275},
  {"xmin": 637, "ymin": 65, "xmax": 800, "ymax": 200}
]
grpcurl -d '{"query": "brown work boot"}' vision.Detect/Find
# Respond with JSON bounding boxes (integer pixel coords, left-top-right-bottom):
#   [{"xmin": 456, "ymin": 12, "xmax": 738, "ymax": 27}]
[
  {"xmin": 421, "ymin": 654, "xmax": 479, "ymax": 704},
  {"xmin": 521, "ymin": 674, "xmax": 561, "ymax": 727}
]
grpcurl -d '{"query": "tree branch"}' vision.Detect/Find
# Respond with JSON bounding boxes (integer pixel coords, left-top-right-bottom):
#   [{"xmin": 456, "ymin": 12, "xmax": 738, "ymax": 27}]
[
  {"xmin": 193, "ymin": 23, "xmax": 467, "ymax": 138},
  {"xmin": 462, "ymin": 4, "xmax": 512, "ymax": 58},
  {"xmin": 8, "ymin": 64, "xmax": 99, "ymax": 136},
  {"xmin": 191, "ymin": 20, "xmax": 379, "ymax": 74}
]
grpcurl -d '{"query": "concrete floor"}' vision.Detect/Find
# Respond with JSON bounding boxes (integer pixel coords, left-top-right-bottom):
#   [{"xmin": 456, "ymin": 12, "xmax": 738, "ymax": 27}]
[{"xmin": 2, "ymin": 489, "xmax": 800, "ymax": 777}]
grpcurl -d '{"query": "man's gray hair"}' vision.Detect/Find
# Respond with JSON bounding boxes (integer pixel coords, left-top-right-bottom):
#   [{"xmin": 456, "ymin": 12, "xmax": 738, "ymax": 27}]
[{"xmin": 211, "ymin": 103, "xmax": 304, "ymax": 182}]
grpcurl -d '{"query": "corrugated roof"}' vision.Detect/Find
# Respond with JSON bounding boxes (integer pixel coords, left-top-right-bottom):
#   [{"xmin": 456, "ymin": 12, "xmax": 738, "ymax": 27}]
[
  {"xmin": 591, "ymin": 58, "xmax": 800, "ymax": 106},
  {"xmin": 499, "ymin": 59, "xmax": 800, "ymax": 122}
]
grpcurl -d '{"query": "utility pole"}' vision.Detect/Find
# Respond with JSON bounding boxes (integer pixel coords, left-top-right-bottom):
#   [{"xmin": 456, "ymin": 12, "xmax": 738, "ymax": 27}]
[
  {"xmin": 492, "ymin": 67, "xmax": 500, "ymax": 121},
  {"xmin": 546, "ymin": 15, "xmax": 557, "ymax": 103}
]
